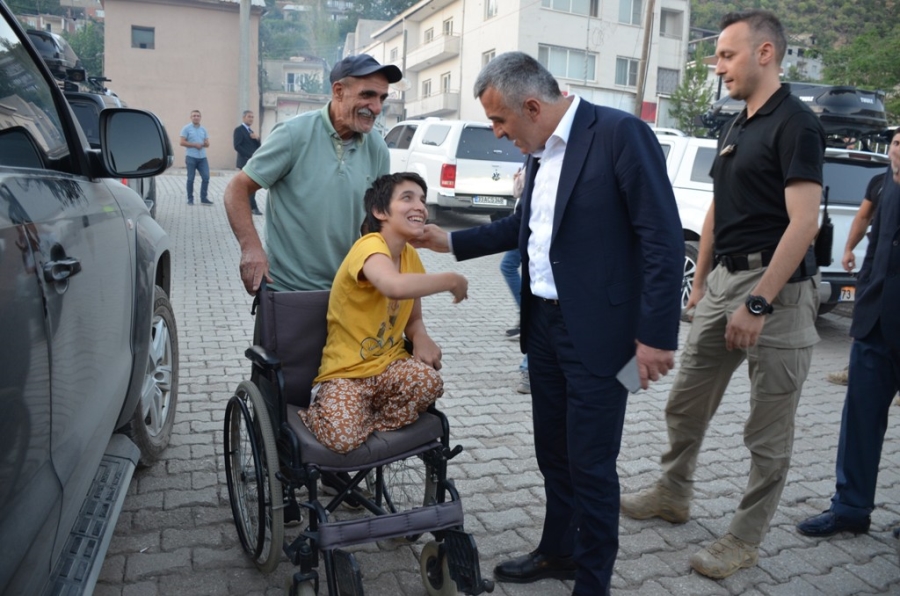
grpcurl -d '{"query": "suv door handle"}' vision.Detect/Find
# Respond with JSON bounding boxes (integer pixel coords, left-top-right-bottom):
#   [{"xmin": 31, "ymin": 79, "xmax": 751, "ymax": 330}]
[{"xmin": 43, "ymin": 257, "xmax": 82, "ymax": 283}]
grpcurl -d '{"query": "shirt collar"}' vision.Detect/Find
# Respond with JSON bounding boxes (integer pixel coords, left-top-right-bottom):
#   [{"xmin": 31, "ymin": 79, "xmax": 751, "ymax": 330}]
[
  {"xmin": 322, "ymin": 101, "xmax": 363, "ymax": 146},
  {"xmin": 744, "ymin": 83, "xmax": 791, "ymax": 121},
  {"xmin": 533, "ymin": 95, "xmax": 580, "ymax": 158}
]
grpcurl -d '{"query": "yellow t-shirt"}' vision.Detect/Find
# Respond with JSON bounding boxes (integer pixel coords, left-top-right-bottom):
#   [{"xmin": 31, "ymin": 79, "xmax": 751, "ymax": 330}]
[{"xmin": 314, "ymin": 233, "xmax": 425, "ymax": 383}]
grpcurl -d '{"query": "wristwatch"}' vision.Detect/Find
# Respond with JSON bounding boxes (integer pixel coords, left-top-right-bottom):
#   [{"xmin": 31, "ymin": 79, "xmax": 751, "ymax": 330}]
[{"xmin": 745, "ymin": 294, "xmax": 774, "ymax": 316}]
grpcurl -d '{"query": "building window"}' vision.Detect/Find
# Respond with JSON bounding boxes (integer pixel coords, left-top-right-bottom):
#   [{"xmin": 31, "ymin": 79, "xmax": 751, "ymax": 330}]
[
  {"xmin": 618, "ymin": 0, "xmax": 642, "ymax": 25},
  {"xmin": 131, "ymin": 26, "xmax": 154, "ymax": 49},
  {"xmin": 442, "ymin": 18, "xmax": 453, "ymax": 36},
  {"xmin": 424, "ymin": 28, "xmax": 434, "ymax": 44},
  {"xmin": 485, "ymin": 0, "xmax": 497, "ymax": 19},
  {"xmin": 657, "ymin": 68, "xmax": 679, "ymax": 95},
  {"xmin": 541, "ymin": 0, "xmax": 598, "ymax": 17},
  {"xmin": 659, "ymin": 9, "xmax": 683, "ymax": 38},
  {"xmin": 615, "ymin": 57, "xmax": 639, "ymax": 86},
  {"xmin": 482, "ymin": 49, "xmax": 495, "ymax": 67},
  {"xmin": 441, "ymin": 72, "xmax": 451, "ymax": 93},
  {"xmin": 538, "ymin": 44, "xmax": 597, "ymax": 81},
  {"xmin": 422, "ymin": 78, "xmax": 432, "ymax": 98},
  {"xmin": 390, "ymin": 47, "xmax": 398, "ymax": 61}
]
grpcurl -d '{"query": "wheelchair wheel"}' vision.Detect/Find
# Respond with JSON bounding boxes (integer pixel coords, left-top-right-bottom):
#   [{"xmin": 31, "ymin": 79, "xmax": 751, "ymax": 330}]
[
  {"xmin": 420, "ymin": 540, "xmax": 458, "ymax": 596},
  {"xmin": 224, "ymin": 381, "xmax": 284, "ymax": 572},
  {"xmin": 383, "ymin": 453, "xmax": 437, "ymax": 513}
]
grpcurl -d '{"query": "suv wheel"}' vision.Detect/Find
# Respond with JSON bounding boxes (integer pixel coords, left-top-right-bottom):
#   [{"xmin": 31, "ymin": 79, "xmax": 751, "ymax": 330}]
[
  {"xmin": 682, "ymin": 241, "xmax": 699, "ymax": 311},
  {"xmin": 129, "ymin": 285, "xmax": 179, "ymax": 464}
]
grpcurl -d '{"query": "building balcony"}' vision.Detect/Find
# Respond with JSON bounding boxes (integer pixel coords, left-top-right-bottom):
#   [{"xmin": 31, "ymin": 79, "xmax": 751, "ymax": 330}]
[
  {"xmin": 405, "ymin": 34, "xmax": 460, "ymax": 72},
  {"xmin": 405, "ymin": 90, "xmax": 460, "ymax": 118}
]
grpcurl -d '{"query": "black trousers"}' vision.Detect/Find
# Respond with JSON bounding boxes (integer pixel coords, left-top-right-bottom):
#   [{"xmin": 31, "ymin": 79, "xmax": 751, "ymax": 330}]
[{"xmin": 527, "ymin": 297, "xmax": 627, "ymax": 595}]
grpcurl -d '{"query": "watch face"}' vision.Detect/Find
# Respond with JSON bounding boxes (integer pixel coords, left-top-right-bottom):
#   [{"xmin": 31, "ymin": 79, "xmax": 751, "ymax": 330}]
[{"xmin": 747, "ymin": 296, "xmax": 771, "ymax": 315}]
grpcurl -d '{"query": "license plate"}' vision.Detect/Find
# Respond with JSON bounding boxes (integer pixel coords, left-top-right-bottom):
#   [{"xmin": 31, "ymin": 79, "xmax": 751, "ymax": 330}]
[
  {"xmin": 472, "ymin": 195, "xmax": 507, "ymax": 206},
  {"xmin": 839, "ymin": 286, "xmax": 855, "ymax": 302}
]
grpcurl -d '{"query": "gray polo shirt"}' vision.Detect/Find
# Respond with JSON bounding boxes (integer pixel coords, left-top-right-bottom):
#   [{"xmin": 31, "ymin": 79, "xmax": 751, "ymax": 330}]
[{"xmin": 244, "ymin": 103, "xmax": 390, "ymax": 291}]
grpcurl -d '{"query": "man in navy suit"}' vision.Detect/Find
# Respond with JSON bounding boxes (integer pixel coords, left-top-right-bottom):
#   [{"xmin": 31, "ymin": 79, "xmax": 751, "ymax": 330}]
[
  {"xmin": 233, "ymin": 110, "xmax": 262, "ymax": 215},
  {"xmin": 797, "ymin": 127, "xmax": 900, "ymax": 537},
  {"xmin": 416, "ymin": 51, "xmax": 683, "ymax": 595}
]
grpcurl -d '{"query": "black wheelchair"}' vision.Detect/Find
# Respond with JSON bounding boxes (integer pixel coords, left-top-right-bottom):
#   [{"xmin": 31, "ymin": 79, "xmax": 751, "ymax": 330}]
[{"xmin": 223, "ymin": 283, "xmax": 494, "ymax": 596}]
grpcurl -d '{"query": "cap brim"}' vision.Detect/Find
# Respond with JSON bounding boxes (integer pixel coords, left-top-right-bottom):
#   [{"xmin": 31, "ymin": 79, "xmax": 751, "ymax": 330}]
[{"xmin": 345, "ymin": 64, "xmax": 403, "ymax": 84}]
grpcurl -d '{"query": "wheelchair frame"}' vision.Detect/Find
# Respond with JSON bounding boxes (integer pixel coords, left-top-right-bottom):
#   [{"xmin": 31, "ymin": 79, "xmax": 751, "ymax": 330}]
[{"xmin": 223, "ymin": 285, "xmax": 494, "ymax": 596}]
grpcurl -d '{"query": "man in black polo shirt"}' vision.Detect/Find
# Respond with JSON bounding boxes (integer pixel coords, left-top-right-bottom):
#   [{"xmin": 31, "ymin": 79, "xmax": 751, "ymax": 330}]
[{"xmin": 621, "ymin": 9, "xmax": 825, "ymax": 579}]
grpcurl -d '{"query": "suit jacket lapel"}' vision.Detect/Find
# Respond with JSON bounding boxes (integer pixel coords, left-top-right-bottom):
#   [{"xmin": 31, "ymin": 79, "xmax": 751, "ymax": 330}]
[{"xmin": 552, "ymin": 100, "xmax": 595, "ymax": 242}]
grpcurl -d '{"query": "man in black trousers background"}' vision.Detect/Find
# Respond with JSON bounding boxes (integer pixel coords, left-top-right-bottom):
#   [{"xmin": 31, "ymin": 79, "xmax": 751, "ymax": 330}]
[{"xmin": 233, "ymin": 110, "xmax": 262, "ymax": 216}]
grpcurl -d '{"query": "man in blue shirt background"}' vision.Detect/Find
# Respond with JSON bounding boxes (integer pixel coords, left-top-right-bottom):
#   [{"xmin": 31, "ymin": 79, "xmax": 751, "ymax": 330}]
[{"xmin": 180, "ymin": 109, "xmax": 211, "ymax": 205}]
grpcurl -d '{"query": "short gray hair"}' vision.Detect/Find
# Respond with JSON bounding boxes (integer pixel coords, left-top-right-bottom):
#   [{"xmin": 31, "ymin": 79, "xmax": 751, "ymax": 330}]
[{"xmin": 473, "ymin": 52, "xmax": 562, "ymax": 109}]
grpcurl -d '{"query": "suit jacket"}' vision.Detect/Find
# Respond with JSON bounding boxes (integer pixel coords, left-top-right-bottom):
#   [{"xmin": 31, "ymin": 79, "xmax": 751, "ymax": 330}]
[
  {"xmin": 851, "ymin": 167, "xmax": 900, "ymax": 349},
  {"xmin": 233, "ymin": 124, "xmax": 261, "ymax": 168},
  {"xmin": 453, "ymin": 99, "xmax": 684, "ymax": 377}
]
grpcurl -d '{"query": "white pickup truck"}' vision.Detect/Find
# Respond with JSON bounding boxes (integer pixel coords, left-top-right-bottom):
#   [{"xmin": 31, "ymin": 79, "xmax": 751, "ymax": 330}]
[
  {"xmin": 384, "ymin": 119, "xmax": 523, "ymax": 221},
  {"xmin": 655, "ymin": 129, "xmax": 889, "ymax": 315}
]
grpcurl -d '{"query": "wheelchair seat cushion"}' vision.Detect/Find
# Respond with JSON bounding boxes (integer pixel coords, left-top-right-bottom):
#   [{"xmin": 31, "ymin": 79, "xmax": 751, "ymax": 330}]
[{"xmin": 288, "ymin": 408, "xmax": 444, "ymax": 470}]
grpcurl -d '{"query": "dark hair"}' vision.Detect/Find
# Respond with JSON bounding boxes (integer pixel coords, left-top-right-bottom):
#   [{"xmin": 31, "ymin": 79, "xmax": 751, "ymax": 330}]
[
  {"xmin": 720, "ymin": 9, "xmax": 787, "ymax": 63},
  {"xmin": 361, "ymin": 172, "xmax": 428, "ymax": 234},
  {"xmin": 473, "ymin": 51, "xmax": 562, "ymax": 109}
]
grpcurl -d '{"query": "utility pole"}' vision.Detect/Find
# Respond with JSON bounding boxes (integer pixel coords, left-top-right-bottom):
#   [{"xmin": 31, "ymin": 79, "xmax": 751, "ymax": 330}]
[
  {"xmin": 238, "ymin": 0, "xmax": 251, "ymax": 121},
  {"xmin": 633, "ymin": 0, "xmax": 656, "ymax": 119}
]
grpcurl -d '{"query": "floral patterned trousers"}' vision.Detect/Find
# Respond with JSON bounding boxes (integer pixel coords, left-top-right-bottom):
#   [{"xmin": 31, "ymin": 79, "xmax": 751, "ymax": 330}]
[{"xmin": 299, "ymin": 358, "xmax": 443, "ymax": 454}]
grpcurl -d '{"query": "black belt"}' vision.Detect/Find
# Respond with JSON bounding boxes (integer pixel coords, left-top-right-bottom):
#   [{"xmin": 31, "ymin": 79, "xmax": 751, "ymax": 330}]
[
  {"xmin": 715, "ymin": 250, "xmax": 775, "ymax": 272},
  {"xmin": 537, "ymin": 297, "xmax": 559, "ymax": 306},
  {"xmin": 715, "ymin": 247, "xmax": 817, "ymax": 282}
]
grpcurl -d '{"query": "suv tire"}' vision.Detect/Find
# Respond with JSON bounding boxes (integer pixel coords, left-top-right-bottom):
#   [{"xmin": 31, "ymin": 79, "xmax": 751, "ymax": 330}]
[{"xmin": 127, "ymin": 285, "xmax": 179, "ymax": 464}]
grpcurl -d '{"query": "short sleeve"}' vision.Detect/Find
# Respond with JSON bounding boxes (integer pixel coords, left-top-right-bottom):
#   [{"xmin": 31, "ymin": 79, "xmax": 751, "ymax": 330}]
[{"xmin": 779, "ymin": 111, "xmax": 825, "ymax": 186}]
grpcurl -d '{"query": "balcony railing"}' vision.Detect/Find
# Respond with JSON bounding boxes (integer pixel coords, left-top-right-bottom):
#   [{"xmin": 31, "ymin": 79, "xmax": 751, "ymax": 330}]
[
  {"xmin": 405, "ymin": 90, "xmax": 460, "ymax": 118},
  {"xmin": 405, "ymin": 34, "xmax": 461, "ymax": 72}
]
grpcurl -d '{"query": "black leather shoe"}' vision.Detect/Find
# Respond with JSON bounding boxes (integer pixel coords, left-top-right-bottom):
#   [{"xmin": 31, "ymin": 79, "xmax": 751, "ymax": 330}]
[
  {"xmin": 797, "ymin": 511, "xmax": 870, "ymax": 537},
  {"xmin": 493, "ymin": 550, "xmax": 577, "ymax": 583},
  {"xmin": 251, "ymin": 208, "xmax": 263, "ymax": 216}
]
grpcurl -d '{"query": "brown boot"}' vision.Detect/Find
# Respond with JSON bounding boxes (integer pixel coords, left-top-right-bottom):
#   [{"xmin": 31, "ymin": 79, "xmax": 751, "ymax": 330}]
[
  {"xmin": 689, "ymin": 533, "xmax": 759, "ymax": 579},
  {"xmin": 620, "ymin": 481, "xmax": 690, "ymax": 524}
]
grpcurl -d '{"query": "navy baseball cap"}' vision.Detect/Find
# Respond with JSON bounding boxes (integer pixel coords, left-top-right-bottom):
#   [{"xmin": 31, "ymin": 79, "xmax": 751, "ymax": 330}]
[{"xmin": 330, "ymin": 54, "xmax": 403, "ymax": 84}]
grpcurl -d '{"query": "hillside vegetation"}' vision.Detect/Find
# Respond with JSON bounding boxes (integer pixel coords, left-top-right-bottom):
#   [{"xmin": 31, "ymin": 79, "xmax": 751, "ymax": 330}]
[
  {"xmin": 691, "ymin": 0, "xmax": 899, "ymax": 47},
  {"xmin": 692, "ymin": 0, "xmax": 900, "ymax": 120}
]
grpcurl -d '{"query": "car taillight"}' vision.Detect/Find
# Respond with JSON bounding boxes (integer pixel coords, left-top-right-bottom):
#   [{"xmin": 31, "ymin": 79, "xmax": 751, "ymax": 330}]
[
  {"xmin": 120, "ymin": 178, "xmax": 128, "ymax": 186},
  {"xmin": 440, "ymin": 164, "xmax": 456, "ymax": 188}
]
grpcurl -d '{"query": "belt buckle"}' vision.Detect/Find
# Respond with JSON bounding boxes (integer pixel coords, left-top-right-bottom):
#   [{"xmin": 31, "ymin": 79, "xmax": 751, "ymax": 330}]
[{"xmin": 719, "ymin": 255, "xmax": 734, "ymax": 272}]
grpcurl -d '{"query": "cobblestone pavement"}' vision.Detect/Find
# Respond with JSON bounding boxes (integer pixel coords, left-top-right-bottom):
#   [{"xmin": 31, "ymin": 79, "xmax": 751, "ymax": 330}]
[{"xmin": 95, "ymin": 172, "xmax": 900, "ymax": 596}]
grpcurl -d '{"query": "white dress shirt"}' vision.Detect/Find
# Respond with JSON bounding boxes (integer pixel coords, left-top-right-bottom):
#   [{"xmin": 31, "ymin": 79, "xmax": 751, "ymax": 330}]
[{"xmin": 528, "ymin": 95, "xmax": 580, "ymax": 300}]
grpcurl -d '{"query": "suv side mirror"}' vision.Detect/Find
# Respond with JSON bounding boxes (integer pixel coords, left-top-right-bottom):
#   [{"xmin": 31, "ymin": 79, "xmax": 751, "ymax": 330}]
[{"xmin": 99, "ymin": 109, "xmax": 172, "ymax": 177}]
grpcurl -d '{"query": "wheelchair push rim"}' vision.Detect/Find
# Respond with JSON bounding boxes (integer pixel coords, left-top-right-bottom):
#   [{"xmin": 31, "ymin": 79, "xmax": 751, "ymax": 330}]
[{"xmin": 224, "ymin": 380, "xmax": 284, "ymax": 572}]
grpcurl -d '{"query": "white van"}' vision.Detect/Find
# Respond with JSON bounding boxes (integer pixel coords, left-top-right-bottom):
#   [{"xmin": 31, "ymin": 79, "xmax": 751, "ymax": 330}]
[{"xmin": 385, "ymin": 119, "xmax": 523, "ymax": 221}]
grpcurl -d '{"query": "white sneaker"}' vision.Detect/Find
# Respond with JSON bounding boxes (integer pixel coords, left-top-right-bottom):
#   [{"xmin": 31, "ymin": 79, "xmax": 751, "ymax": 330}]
[{"xmin": 516, "ymin": 371, "xmax": 530, "ymax": 394}]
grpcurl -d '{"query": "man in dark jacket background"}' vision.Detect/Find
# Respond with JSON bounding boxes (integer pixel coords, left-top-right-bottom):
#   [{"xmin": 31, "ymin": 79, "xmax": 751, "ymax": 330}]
[{"xmin": 234, "ymin": 110, "xmax": 262, "ymax": 216}]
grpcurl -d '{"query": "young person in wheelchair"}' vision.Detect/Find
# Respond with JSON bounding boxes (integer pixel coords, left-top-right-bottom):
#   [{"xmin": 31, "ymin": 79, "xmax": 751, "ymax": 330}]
[{"xmin": 300, "ymin": 172, "xmax": 468, "ymax": 453}]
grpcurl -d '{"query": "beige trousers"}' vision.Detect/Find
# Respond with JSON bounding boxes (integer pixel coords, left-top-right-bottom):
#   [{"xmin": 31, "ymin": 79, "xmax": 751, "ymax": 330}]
[{"xmin": 659, "ymin": 265, "xmax": 819, "ymax": 544}]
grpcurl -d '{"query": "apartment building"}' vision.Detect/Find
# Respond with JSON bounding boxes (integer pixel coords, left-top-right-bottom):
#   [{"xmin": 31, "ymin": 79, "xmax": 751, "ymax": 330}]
[{"xmin": 357, "ymin": 0, "xmax": 690, "ymax": 126}]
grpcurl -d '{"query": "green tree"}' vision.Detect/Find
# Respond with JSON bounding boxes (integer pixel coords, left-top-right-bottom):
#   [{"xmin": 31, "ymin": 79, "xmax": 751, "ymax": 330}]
[
  {"xmin": 63, "ymin": 21, "xmax": 103, "ymax": 77},
  {"xmin": 823, "ymin": 25, "xmax": 900, "ymax": 122},
  {"xmin": 668, "ymin": 55, "xmax": 715, "ymax": 136},
  {"xmin": 7, "ymin": 0, "xmax": 63, "ymax": 15},
  {"xmin": 351, "ymin": 0, "xmax": 416, "ymax": 21}
]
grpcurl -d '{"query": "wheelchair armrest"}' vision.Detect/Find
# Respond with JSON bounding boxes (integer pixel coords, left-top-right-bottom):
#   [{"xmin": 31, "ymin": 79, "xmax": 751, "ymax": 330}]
[{"xmin": 245, "ymin": 345, "xmax": 282, "ymax": 372}]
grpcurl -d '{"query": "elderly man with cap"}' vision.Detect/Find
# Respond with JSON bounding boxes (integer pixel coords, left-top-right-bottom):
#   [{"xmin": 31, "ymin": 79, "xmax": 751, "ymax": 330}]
[{"xmin": 224, "ymin": 54, "xmax": 402, "ymax": 294}]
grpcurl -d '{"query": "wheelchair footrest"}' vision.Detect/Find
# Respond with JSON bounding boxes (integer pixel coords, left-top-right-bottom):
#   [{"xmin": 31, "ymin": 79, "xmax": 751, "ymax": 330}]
[
  {"xmin": 318, "ymin": 500, "xmax": 463, "ymax": 551},
  {"xmin": 333, "ymin": 550, "xmax": 365, "ymax": 596},
  {"xmin": 444, "ymin": 529, "xmax": 494, "ymax": 595}
]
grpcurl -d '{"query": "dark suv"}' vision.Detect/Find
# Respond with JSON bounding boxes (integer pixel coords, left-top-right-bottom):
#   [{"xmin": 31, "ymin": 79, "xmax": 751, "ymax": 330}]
[{"xmin": 1, "ymin": 3, "xmax": 177, "ymax": 594}]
